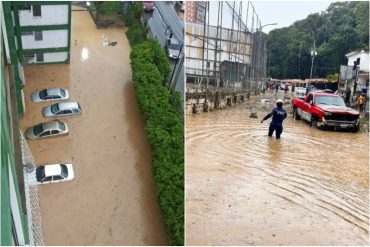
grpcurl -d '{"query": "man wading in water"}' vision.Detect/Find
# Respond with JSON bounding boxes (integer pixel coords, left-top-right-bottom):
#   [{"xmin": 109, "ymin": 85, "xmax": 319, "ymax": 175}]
[{"xmin": 261, "ymin": 99, "xmax": 287, "ymax": 139}]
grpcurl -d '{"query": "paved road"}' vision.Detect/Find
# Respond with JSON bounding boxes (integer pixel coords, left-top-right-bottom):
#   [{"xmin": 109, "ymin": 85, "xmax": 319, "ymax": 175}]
[
  {"xmin": 155, "ymin": 1, "xmax": 184, "ymax": 41},
  {"xmin": 146, "ymin": 3, "xmax": 184, "ymax": 98}
]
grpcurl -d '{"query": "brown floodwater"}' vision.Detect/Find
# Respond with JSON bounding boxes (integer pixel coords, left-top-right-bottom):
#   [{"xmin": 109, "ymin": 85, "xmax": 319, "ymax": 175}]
[
  {"xmin": 186, "ymin": 98, "xmax": 369, "ymax": 245},
  {"xmin": 19, "ymin": 7, "xmax": 168, "ymax": 245}
]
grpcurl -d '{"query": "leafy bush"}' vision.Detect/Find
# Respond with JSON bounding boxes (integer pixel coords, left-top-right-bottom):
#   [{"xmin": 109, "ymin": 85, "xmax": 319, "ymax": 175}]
[
  {"xmin": 128, "ymin": 30, "xmax": 184, "ymax": 245},
  {"xmin": 126, "ymin": 21, "xmax": 148, "ymax": 47}
]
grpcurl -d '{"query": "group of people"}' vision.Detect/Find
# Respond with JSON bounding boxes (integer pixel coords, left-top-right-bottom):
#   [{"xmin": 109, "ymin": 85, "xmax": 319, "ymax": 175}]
[{"xmin": 344, "ymin": 88, "xmax": 367, "ymax": 112}]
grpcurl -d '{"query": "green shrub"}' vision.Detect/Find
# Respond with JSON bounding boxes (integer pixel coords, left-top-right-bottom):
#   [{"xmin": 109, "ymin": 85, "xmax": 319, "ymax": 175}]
[
  {"xmin": 128, "ymin": 33, "xmax": 184, "ymax": 245},
  {"xmin": 126, "ymin": 21, "xmax": 148, "ymax": 47}
]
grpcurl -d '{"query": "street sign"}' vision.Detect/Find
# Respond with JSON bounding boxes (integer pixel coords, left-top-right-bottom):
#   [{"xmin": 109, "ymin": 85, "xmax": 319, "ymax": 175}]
[{"xmin": 340, "ymin": 65, "xmax": 354, "ymax": 80}]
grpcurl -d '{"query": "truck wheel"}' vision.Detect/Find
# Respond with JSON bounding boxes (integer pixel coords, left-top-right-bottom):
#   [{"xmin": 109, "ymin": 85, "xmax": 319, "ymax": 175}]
[
  {"xmin": 351, "ymin": 126, "xmax": 360, "ymax": 133},
  {"xmin": 310, "ymin": 116, "xmax": 317, "ymax": 128},
  {"xmin": 293, "ymin": 107, "xmax": 300, "ymax": 120}
]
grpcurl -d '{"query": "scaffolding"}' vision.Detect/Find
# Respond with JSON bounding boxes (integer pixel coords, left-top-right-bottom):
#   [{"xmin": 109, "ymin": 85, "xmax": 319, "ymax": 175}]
[
  {"xmin": 185, "ymin": 1, "xmax": 267, "ymax": 92},
  {"xmin": 20, "ymin": 131, "xmax": 44, "ymax": 246}
]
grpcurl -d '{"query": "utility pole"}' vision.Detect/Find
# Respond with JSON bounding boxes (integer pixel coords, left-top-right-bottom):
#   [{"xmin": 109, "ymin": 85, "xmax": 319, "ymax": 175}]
[
  {"xmin": 298, "ymin": 42, "xmax": 302, "ymax": 78},
  {"xmin": 309, "ymin": 37, "xmax": 317, "ymax": 80}
]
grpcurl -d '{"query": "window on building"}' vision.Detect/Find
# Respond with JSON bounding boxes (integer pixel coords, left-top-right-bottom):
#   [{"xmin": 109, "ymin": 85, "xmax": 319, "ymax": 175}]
[
  {"xmin": 36, "ymin": 54, "xmax": 44, "ymax": 62},
  {"xmin": 34, "ymin": 31, "xmax": 43, "ymax": 41},
  {"xmin": 23, "ymin": 54, "xmax": 35, "ymax": 62},
  {"xmin": 33, "ymin": 5, "xmax": 41, "ymax": 16},
  {"xmin": 21, "ymin": 31, "xmax": 33, "ymax": 36},
  {"xmin": 18, "ymin": 5, "xmax": 31, "ymax": 10}
]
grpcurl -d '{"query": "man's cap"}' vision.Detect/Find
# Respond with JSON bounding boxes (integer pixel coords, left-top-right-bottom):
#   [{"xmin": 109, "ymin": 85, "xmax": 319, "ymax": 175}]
[{"xmin": 276, "ymin": 99, "xmax": 283, "ymax": 103}]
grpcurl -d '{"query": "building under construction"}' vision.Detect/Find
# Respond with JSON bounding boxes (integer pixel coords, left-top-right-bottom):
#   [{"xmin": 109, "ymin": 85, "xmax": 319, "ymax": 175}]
[
  {"xmin": 185, "ymin": 1, "xmax": 267, "ymax": 113},
  {"xmin": 186, "ymin": 1, "xmax": 267, "ymax": 89}
]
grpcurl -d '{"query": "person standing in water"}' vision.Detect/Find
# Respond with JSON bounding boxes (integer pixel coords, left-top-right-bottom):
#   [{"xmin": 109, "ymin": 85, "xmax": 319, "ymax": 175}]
[{"xmin": 261, "ymin": 99, "xmax": 287, "ymax": 139}]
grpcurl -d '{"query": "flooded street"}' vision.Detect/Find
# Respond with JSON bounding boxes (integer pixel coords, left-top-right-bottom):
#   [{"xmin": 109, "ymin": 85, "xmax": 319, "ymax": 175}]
[
  {"xmin": 186, "ymin": 100, "xmax": 369, "ymax": 245},
  {"xmin": 19, "ymin": 7, "xmax": 168, "ymax": 245}
]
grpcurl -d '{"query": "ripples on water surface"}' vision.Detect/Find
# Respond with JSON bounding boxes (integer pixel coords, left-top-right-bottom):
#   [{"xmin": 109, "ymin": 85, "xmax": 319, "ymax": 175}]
[{"xmin": 186, "ymin": 107, "xmax": 369, "ymax": 245}]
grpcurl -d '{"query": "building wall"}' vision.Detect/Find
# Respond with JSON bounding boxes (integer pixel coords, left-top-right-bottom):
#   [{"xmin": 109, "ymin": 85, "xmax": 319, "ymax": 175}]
[
  {"xmin": 347, "ymin": 51, "xmax": 370, "ymax": 73},
  {"xmin": 346, "ymin": 51, "xmax": 370, "ymax": 90},
  {"xmin": 1, "ymin": 5, "xmax": 29, "ymax": 243},
  {"xmin": 21, "ymin": 30, "xmax": 68, "ymax": 49},
  {"xmin": 12, "ymin": 2, "xmax": 71, "ymax": 64},
  {"xmin": 24, "ymin": 51, "xmax": 68, "ymax": 64},
  {"xmin": 18, "ymin": 5, "xmax": 68, "ymax": 26}
]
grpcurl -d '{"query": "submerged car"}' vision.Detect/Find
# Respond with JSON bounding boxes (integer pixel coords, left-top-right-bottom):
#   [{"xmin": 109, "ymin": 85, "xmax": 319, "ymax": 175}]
[
  {"xmin": 42, "ymin": 102, "xmax": 82, "ymax": 118},
  {"xmin": 166, "ymin": 37, "xmax": 182, "ymax": 59},
  {"xmin": 31, "ymin": 88, "xmax": 69, "ymax": 102},
  {"xmin": 36, "ymin": 164, "xmax": 74, "ymax": 184},
  {"xmin": 25, "ymin": 120, "xmax": 69, "ymax": 140}
]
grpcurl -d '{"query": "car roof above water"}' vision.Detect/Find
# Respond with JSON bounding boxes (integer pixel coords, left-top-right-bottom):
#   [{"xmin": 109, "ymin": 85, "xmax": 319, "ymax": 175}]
[
  {"xmin": 46, "ymin": 88, "xmax": 62, "ymax": 95},
  {"xmin": 41, "ymin": 120, "xmax": 62, "ymax": 130},
  {"xmin": 57, "ymin": 102, "xmax": 80, "ymax": 110},
  {"xmin": 44, "ymin": 164, "xmax": 62, "ymax": 177}
]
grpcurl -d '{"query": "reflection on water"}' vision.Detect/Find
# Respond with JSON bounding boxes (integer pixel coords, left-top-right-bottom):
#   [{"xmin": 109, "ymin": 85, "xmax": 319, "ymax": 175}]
[
  {"xmin": 186, "ymin": 108, "xmax": 369, "ymax": 245},
  {"xmin": 81, "ymin": 47, "xmax": 89, "ymax": 61}
]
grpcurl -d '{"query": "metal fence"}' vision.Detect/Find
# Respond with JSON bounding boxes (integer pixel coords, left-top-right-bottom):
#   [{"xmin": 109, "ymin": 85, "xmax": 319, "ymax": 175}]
[
  {"xmin": 88, "ymin": 2, "xmax": 127, "ymax": 28},
  {"xmin": 20, "ymin": 131, "xmax": 44, "ymax": 246}
]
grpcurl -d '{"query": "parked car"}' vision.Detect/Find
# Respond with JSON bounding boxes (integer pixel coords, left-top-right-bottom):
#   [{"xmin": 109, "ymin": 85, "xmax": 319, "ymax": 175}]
[
  {"xmin": 295, "ymin": 87, "xmax": 307, "ymax": 96},
  {"xmin": 36, "ymin": 164, "xmax": 74, "ymax": 185},
  {"xmin": 166, "ymin": 37, "xmax": 182, "ymax": 59},
  {"xmin": 292, "ymin": 91, "xmax": 360, "ymax": 132},
  {"xmin": 42, "ymin": 102, "xmax": 82, "ymax": 118},
  {"xmin": 142, "ymin": 1, "xmax": 155, "ymax": 11},
  {"xmin": 31, "ymin": 88, "xmax": 69, "ymax": 102},
  {"xmin": 25, "ymin": 120, "xmax": 69, "ymax": 140}
]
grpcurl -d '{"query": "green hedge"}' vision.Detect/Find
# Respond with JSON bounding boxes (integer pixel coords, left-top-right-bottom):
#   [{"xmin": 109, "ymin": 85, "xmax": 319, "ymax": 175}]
[{"xmin": 128, "ymin": 25, "xmax": 184, "ymax": 245}]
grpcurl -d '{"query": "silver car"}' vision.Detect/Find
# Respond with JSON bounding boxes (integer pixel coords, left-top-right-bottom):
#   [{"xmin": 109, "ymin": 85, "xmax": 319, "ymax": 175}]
[
  {"xmin": 42, "ymin": 102, "xmax": 82, "ymax": 118},
  {"xmin": 166, "ymin": 37, "xmax": 182, "ymax": 59},
  {"xmin": 25, "ymin": 120, "xmax": 69, "ymax": 140},
  {"xmin": 31, "ymin": 88, "xmax": 69, "ymax": 102},
  {"xmin": 36, "ymin": 164, "xmax": 74, "ymax": 185}
]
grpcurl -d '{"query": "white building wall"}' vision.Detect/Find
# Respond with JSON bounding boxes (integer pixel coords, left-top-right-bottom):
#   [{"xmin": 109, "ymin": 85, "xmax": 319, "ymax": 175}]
[
  {"xmin": 25, "ymin": 52, "xmax": 68, "ymax": 64},
  {"xmin": 44, "ymin": 52, "xmax": 68, "ymax": 62},
  {"xmin": 347, "ymin": 51, "xmax": 369, "ymax": 73},
  {"xmin": 21, "ymin": 30, "xmax": 68, "ymax": 49},
  {"xmin": 18, "ymin": 5, "xmax": 68, "ymax": 26}
]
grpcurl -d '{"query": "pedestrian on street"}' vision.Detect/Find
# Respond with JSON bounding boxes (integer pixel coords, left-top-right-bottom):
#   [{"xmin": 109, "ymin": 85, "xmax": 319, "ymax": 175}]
[
  {"xmin": 345, "ymin": 87, "xmax": 351, "ymax": 106},
  {"xmin": 357, "ymin": 93, "xmax": 366, "ymax": 112},
  {"xmin": 275, "ymin": 83, "xmax": 279, "ymax": 94},
  {"xmin": 261, "ymin": 99, "xmax": 287, "ymax": 139}
]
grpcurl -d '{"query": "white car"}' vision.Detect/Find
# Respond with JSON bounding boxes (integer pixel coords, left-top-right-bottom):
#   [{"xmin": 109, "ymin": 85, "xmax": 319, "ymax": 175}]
[
  {"xmin": 36, "ymin": 164, "xmax": 74, "ymax": 185},
  {"xmin": 31, "ymin": 88, "xmax": 69, "ymax": 102},
  {"xmin": 42, "ymin": 102, "xmax": 82, "ymax": 118},
  {"xmin": 295, "ymin": 87, "xmax": 307, "ymax": 95},
  {"xmin": 25, "ymin": 120, "xmax": 69, "ymax": 140},
  {"xmin": 166, "ymin": 37, "xmax": 182, "ymax": 59}
]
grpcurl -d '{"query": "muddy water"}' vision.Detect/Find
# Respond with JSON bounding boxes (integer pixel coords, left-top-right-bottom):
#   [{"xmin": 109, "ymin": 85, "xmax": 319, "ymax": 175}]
[
  {"xmin": 19, "ymin": 7, "xmax": 168, "ymax": 245},
  {"xmin": 186, "ymin": 105, "xmax": 369, "ymax": 245}
]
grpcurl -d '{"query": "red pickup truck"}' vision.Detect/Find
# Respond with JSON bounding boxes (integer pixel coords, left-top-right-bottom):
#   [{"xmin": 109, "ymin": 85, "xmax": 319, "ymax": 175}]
[{"xmin": 291, "ymin": 90, "xmax": 360, "ymax": 132}]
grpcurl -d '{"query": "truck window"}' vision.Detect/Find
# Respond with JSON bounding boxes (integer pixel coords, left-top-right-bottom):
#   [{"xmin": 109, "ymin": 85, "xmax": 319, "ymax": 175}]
[{"xmin": 306, "ymin": 94, "xmax": 313, "ymax": 103}]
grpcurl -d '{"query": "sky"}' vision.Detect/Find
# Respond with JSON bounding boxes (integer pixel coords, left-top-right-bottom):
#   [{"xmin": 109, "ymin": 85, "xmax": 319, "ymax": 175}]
[{"xmin": 250, "ymin": 0, "xmax": 334, "ymax": 33}]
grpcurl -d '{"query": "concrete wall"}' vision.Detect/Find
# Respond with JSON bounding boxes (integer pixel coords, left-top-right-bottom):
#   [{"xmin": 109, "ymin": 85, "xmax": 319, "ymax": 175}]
[
  {"xmin": 21, "ymin": 30, "xmax": 68, "ymax": 49},
  {"xmin": 18, "ymin": 5, "xmax": 68, "ymax": 26}
]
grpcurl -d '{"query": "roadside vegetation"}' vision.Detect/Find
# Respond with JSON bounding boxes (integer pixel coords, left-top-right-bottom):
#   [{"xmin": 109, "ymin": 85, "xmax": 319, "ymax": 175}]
[
  {"xmin": 267, "ymin": 1, "xmax": 369, "ymax": 79},
  {"xmin": 125, "ymin": 3, "xmax": 184, "ymax": 245}
]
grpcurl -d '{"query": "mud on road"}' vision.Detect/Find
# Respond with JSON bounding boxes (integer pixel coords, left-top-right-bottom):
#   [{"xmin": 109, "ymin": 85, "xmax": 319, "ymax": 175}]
[
  {"xmin": 19, "ymin": 7, "xmax": 168, "ymax": 245},
  {"xmin": 186, "ymin": 92, "xmax": 369, "ymax": 245}
]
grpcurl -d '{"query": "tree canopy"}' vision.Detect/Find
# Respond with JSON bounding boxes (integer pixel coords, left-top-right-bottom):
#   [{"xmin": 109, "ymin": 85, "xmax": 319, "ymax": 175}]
[{"xmin": 267, "ymin": 1, "xmax": 369, "ymax": 80}]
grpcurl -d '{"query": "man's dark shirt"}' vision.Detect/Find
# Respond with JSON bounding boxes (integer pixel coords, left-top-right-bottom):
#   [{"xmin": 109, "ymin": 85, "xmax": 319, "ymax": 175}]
[{"xmin": 263, "ymin": 107, "xmax": 287, "ymax": 126}]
